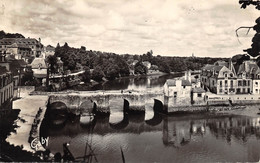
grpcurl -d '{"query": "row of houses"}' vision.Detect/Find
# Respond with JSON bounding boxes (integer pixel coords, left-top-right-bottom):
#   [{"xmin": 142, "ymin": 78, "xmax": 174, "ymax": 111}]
[
  {"xmin": 0, "ymin": 53, "xmax": 14, "ymax": 115},
  {"xmin": 201, "ymin": 59, "xmax": 260, "ymax": 95},
  {"xmin": 163, "ymin": 58, "xmax": 260, "ymax": 111},
  {"xmin": 0, "ymin": 37, "xmax": 56, "ymax": 64}
]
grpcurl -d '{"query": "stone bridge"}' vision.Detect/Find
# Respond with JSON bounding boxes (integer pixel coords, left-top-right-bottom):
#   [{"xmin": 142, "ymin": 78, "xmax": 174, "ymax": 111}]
[{"xmin": 48, "ymin": 90, "xmax": 166, "ymax": 115}]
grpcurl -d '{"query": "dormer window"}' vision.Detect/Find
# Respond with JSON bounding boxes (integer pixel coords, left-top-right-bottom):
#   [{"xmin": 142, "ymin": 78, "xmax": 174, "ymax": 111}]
[
  {"xmin": 230, "ymin": 73, "xmax": 233, "ymax": 77},
  {"xmin": 242, "ymin": 72, "xmax": 246, "ymax": 78},
  {"xmin": 224, "ymin": 73, "xmax": 228, "ymax": 78}
]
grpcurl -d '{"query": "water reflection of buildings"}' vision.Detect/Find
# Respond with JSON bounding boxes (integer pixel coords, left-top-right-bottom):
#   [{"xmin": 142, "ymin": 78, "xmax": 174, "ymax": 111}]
[
  {"xmin": 162, "ymin": 116, "xmax": 260, "ymax": 147},
  {"xmin": 42, "ymin": 108, "xmax": 260, "ymax": 151},
  {"xmin": 162, "ymin": 117, "xmax": 206, "ymax": 147},
  {"xmin": 207, "ymin": 117, "xmax": 260, "ymax": 142}
]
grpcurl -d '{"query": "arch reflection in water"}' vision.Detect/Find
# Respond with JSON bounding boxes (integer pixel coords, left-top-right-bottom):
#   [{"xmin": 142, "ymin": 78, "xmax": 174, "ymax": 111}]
[{"xmin": 40, "ymin": 108, "xmax": 260, "ymax": 162}]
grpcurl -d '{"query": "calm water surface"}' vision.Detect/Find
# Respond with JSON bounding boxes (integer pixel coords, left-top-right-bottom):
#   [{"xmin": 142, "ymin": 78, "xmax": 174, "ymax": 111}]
[{"xmin": 40, "ymin": 74, "xmax": 260, "ymax": 162}]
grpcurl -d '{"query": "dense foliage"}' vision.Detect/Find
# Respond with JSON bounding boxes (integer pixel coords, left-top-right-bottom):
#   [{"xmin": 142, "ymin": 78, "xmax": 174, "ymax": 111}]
[
  {"xmin": 54, "ymin": 43, "xmax": 228, "ymax": 81},
  {"xmin": 237, "ymin": 1, "xmax": 260, "ymax": 66},
  {"xmin": 0, "ymin": 30, "xmax": 24, "ymax": 39},
  {"xmin": 239, "ymin": 0, "xmax": 260, "ymax": 9},
  {"xmin": 243, "ymin": 17, "xmax": 260, "ymax": 59},
  {"xmin": 134, "ymin": 61, "xmax": 148, "ymax": 74},
  {"xmin": 46, "ymin": 55, "xmax": 58, "ymax": 75}
]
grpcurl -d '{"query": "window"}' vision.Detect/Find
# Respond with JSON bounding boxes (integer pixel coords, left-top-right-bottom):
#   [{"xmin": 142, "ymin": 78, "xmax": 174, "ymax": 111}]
[
  {"xmin": 198, "ymin": 93, "xmax": 202, "ymax": 97},
  {"xmin": 256, "ymin": 82, "xmax": 258, "ymax": 86},
  {"xmin": 243, "ymin": 80, "xmax": 247, "ymax": 86},
  {"xmin": 238, "ymin": 81, "xmax": 241, "ymax": 86},
  {"xmin": 225, "ymin": 80, "xmax": 228, "ymax": 87},
  {"xmin": 220, "ymin": 81, "xmax": 222, "ymax": 87},
  {"xmin": 183, "ymin": 86, "xmax": 186, "ymax": 89},
  {"xmin": 219, "ymin": 89, "xmax": 222, "ymax": 93},
  {"xmin": 231, "ymin": 80, "xmax": 233, "ymax": 88},
  {"xmin": 212, "ymin": 80, "xmax": 214, "ymax": 86},
  {"xmin": 237, "ymin": 88, "xmax": 240, "ymax": 93},
  {"xmin": 224, "ymin": 73, "xmax": 228, "ymax": 78},
  {"xmin": 243, "ymin": 88, "xmax": 246, "ymax": 93},
  {"xmin": 248, "ymin": 88, "xmax": 250, "ymax": 93},
  {"xmin": 256, "ymin": 89, "xmax": 258, "ymax": 93},
  {"xmin": 230, "ymin": 73, "xmax": 233, "ymax": 77},
  {"xmin": 248, "ymin": 80, "xmax": 250, "ymax": 86},
  {"xmin": 174, "ymin": 92, "xmax": 177, "ymax": 98}
]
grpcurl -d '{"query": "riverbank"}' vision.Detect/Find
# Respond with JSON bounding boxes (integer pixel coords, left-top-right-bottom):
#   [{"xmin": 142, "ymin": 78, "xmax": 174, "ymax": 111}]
[
  {"xmin": 6, "ymin": 90, "xmax": 48, "ymax": 153},
  {"xmin": 0, "ymin": 109, "xmax": 42, "ymax": 162}
]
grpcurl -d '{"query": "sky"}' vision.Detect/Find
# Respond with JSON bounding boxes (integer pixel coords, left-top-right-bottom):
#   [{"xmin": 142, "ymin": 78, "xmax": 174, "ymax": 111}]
[{"xmin": 0, "ymin": 0, "xmax": 259, "ymax": 57}]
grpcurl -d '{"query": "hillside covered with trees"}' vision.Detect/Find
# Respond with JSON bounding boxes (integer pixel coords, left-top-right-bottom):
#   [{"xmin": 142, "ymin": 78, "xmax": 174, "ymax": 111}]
[
  {"xmin": 53, "ymin": 43, "xmax": 228, "ymax": 82},
  {"xmin": 0, "ymin": 30, "xmax": 25, "ymax": 39}
]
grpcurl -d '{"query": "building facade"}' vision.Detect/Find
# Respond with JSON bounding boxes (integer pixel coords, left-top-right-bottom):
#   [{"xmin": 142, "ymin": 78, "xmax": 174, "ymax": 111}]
[
  {"xmin": 163, "ymin": 79, "xmax": 192, "ymax": 107},
  {"xmin": 0, "ymin": 38, "xmax": 43, "ymax": 60},
  {"xmin": 201, "ymin": 59, "xmax": 260, "ymax": 95},
  {"xmin": 0, "ymin": 53, "xmax": 13, "ymax": 114}
]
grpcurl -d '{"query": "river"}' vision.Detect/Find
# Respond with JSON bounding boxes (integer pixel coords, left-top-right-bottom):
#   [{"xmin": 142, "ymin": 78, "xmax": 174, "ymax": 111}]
[{"xmin": 40, "ymin": 74, "xmax": 260, "ymax": 162}]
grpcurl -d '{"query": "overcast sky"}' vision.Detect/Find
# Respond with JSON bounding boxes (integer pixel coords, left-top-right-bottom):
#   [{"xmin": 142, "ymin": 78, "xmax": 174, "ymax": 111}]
[{"xmin": 0, "ymin": 0, "xmax": 259, "ymax": 57}]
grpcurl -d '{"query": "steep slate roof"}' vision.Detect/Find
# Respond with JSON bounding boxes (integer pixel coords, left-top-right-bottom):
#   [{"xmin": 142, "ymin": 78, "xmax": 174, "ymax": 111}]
[
  {"xmin": 0, "ymin": 38, "xmax": 43, "ymax": 47},
  {"xmin": 202, "ymin": 64, "xmax": 215, "ymax": 71},
  {"xmin": 255, "ymin": 68, "xmax": 260, "ymax": 75},
  {"xmin": 192, "ymin": 87, "xmax": 205, "ymax": 93},
  {"xmin": 165, "ymin": 79, "xmax": 176, "ymax": 86},
  {"xmin": 181, "ymin": 80, "xmax": 192, "ymax": 86},
  {"xmin": 9, "ymin": 43, "xmax": 31, "ymax": 49},
  {"xmin": 237, "ymin": 61, "xmax": 260, "ymax": 75},
  {"xmin": 214, "ymin": 66, "xmax": 224, "ymax": 72},
  {"xmin": 165, "ymin": 79, "xmax": 192, "ymax": 86},
  {"xmin": 0, "ymin": 38, "xmax": 16, "ymax": 45},
  {"xmin": 31, "ymin": 58, "xmax": 47, "ymax": 69}
]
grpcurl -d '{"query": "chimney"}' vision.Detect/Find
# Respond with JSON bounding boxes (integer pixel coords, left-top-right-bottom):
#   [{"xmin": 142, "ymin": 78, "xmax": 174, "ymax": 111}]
[{"xmin": 185, "ymin": 70, "xmax": 191, "ymax": 82}]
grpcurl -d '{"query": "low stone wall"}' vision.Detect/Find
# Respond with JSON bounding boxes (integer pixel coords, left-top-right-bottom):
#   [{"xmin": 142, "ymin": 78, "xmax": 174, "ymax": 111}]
[
  {"xmin": 207, "ymin": 100, "xmax": 230, "ymax": 106},
  {"xmin": 166, "ymin": 105, "xmax": 207, "ymax": 113},
  {"xmin": 166, "ymin": 105, "xmax": 246, "ymax": 114},
  {"xmin": 232, "ymin": 100, "xmax": 260, "ymax": 105}
]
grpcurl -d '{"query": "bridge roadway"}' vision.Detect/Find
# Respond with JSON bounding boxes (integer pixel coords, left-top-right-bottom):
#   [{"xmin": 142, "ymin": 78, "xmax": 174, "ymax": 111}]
[{"xmin": 48, "ymin": 89, "xmax": 166, "ymax": 115}]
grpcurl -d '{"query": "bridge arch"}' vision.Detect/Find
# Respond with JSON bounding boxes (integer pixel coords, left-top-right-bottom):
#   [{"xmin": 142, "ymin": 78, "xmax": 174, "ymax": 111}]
[
  {"xmin": 109, "ymin": 114, "xmax": 129, "ymax": 130},
  {"xmin": 145, "ymin": 113, "xmax": 163, "ymax": 126},
  {"xmin": 48, "ymin": 101, "xmax": 68, "ymax": 126},
  {"xmin": 123, "ymin": 99, "xmax": 130, "ymax": 112},
  {"xmin": 49, "ymin": 101, "xmax": 67, "ymax": 110},
  {"xmin": 93, "ymin": 102, "xmax": 98, "ymax": 114},
  {"xmin": 153, "ymin": 99, "xmax": 164, "ymax": 113}
]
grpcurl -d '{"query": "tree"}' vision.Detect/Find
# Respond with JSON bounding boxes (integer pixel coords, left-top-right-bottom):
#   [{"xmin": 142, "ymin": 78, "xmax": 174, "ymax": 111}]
[
  {"xmin": 21, "ymin": 70, "xmax": 34, "ymax": 86},
  {"xmin": 134, "ymin": 61, "xmax": 147, "ymax": 74},
  {"xmin": 237, "ymin": 1, "xmax": 260, "ymax": 65},
  {"xmin": 92, "ymin": 66, "xmax": 105, "ymax": 82},
  {"xmin": 82, "ymin": 66, "xmax": 91, "ymax": 83},
  {"xmin": 239, "ymin": 0, "xmax": 260, "ymax": 9},
  {"xmin": 106, "ymin": 64, "xmax": 120, "ymax": 80},
  {"xmin": 46, "ymin": 55, "xmax": 58, "ymax": 75}
]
